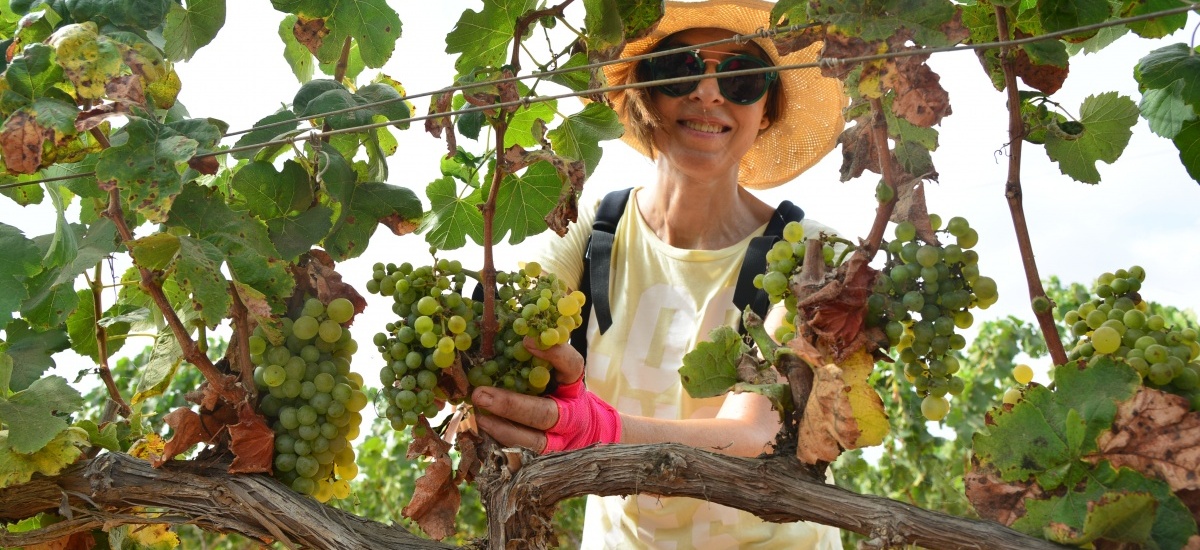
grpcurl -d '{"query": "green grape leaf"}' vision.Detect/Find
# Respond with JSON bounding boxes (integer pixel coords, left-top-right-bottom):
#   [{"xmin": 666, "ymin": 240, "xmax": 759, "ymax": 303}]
[
  {"xmin": 1064, "ymin": 25, "xmax": 1128, "ymax": 56},
  {"xmin": 57, "ymin": 155, "xmax": 105, "ymax": 199},
  {"xmin": 42, "ymin": 183, "xmax": 78, "ymax": 270},
  {"xmin": 488, "ymin": 160, "xmax": 559, "ymax": 245},
  {"xmin": 231, "ymin": 159, "xmax": 313, "ymax": 219},
  {"xmin": 266, "ymin": 204, "xmax": 334, "ymax": 260},
  {"xmin": 74, "ymin": 419, "xmax": 122, "ymax": 452},
  {"xmin": 771, "ymin": 0, "xmax": 806, "ymax": 24},
  {"xmin": 1038, "ymin": 0, "xmax": 1111, "ymax": 35},
  {"xmin": 544, "ymin": 53, "xmax": 591, "ymax": 93},
  {"xmin": 583, "ymin": 0, "xmax": 625, "ymax": 54},
  {"xmin": 0, "ymin": 375, "xmax": 84, "ymax": 453},
  {"xmin": 423, "ymin": 175, "xmax": 483, "ymax": 250},
  {"xmin": 164, "ymin": 183, "xmax": 293, "ymax": 313},
  {"xmin": 20, "ymin": 267, "xmax": 79, "ymax": 331},
  {"xmin": 1044, "ymin": 92, "xmax": 1139, "ymax": 184},
  {"xmin": 505, "ymin": 83, "xmax": 556, "ymax": 149},
  {"xmin": 0, "ymin": 352, "xmax": 10, "ymax": 396},
  {"xmin": 0, "ymin": 222, "xmax": 42, "ymax": 332},
  {"xmin": 809, "ymin": 0, "xmax": 963, "ymax": 47},
  {"xmin": 355, "ymin": 82, "xmax": 411, "ymax": 124},
  {"xmin": 972, "ymin": 359, "xmax": 1140, "ymax": 488},
  {"xmin": 66, "ymin": 291, "xmax": 132, "ymax": 363},
  {"xmin": 0, "ymin": 320, "xmax": 69, "ymax": 392},
  {"xmin": 292, "ymin": 78, "xmax": 343, "ymax": 113},
  {"xmin": 173, "ymin": 236, "xmax": 230, "ymax": 328},
  {"xmin": 300, "ymin": 88, "xmax": 362, "ymax": 129},
  {"xmin": 445, "ymin": 0, "xmax": 538, "ymax": 72},
  {"xmin": 48, "ymin": 22, "xmax": 123, "ymax": 100},
  {"xmin": 23, "ymin": 217, "xmax": 118, "ymax": 330},
  {"xmin": 325, "ymin": 180, "xmax": 422, "ymax": 260},
  {"xmin": 0, "ymin": 173, "xmax": 47, "ymax": 205},
  {"xmin": 4, "ymin": 43, "xmax": 63, "ymax": 100},
  {"xmin": 272, "ymin": 0, "xmax": 401, "ymax": 68},
  {"xmin": 163, "ymin": 0, "xmax": 226, "ymax": 62},
  {"xmin": 131, "ymin": 328, "xmax": 184, "ymax": 406},
  {"xmin": 1122, "ymin": 0, "xmax": 1187, "ymax": 39},
  {"xmin": 231, "ymin": 110, "xmax": 300, "ymax": 161},
  {"xmin": 679, "ymin": 326, "xmax": 745, "ymax": 399},
  {"xmin": 1021, "ymin": 39, "xmax": 1068, "ymax": 69},
  {"xmin": 0, "ymin": 426, "xmax": 89, "ymax": 490},
  {"xmin": 547, "ymin": 102, "xmax": 623, "ymax": 176},
  {"xmin": 129, "ymin": 232, "xmax": 181, "ymax": 271},
  {"xmin": 1012, "ymin": 462, "xmax": 1196, "ymax": 549},
  {"xmin": 441, "ymin": 147, "xmax": 484, "ymax": 187},
  {"xmin": 1172, "ymin": 117, "xmax": 1200, "ymax": 183},
  {"xmin": 1135, "ymin": 43, "xmax": 1200, "ymax": 111},
  {"xmin": 1139, "ymin": 79, "xmax": 1195, "ymax": 139},
  {"xmin": 278, "ymin": 15, "xmax": 315, "ymax": 83},
  {"xmin": 317, "ymin": 40, "xmax": 365, "ymax": 81},
  {"xmin": 96, "ymin": 116, "xmax": 200, "ymax": 223},
  {"xmin": 66, "ymin": 0, "xmax": 171, "ymax": 30}
]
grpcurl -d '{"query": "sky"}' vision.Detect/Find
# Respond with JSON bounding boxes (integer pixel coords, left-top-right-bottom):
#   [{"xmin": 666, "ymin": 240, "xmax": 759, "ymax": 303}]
[{"xmin": 4, "ymin": 2, "xmax": 1199, "ymax": 394}]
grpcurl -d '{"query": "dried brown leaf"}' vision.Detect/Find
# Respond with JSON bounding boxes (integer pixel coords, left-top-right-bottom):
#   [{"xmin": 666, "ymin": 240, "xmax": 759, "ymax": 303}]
[
  {"xmin": 23, "ymin": 531, "xmax": 96, "ymax": 550},
  {"xmin": 1, "ymin": 110, "xmax": 50, "ymax": 174},
  {"xmin": 439, "ymin": 356, "xmax": 471, "ymax": 403},
  {"xmin": 890, "ymin": 177, "xmax": 940, "ymax": 245},
  {"xmin": 1085, "ymin": 387, "xmax": 1200, "ymax": 493},
  {"xmin": 402, "ymin": 457, "xmax": 461, "ymax": 540},
  {"xmin": 1179, "ymin": 488, "xmax": 1200, "ymax": 527},
  {"xmin": 408, "ymin": 417, "xmax": 453, "ymax": 461},
  {"xmin": 797, "ymin": 363, "xmax": 859, "ymax": 464},
  {"xmin": 188, "ymin": 155, "xmax": 219, "ymax": 176},
  {"xmin": 104, "ymin": 74, "xmax": 145, "ymax": 106},
  {"xmin": 773, "ymin": 26, "xmax": 825, "ymax": 58},
  {"xmin": 883, "ymin": 56, "xmax": 952, "ymax": 128},
  {"xmin": 292, "ymin": 15, "xmax": 328, "ymax": 56},
  {"xmin": 380, "ymin": 213, "xmax": 419, "ymax": 236},
  {"xmin": 964, "ymin": 459, "xmax": 1043, "ymax": 526},
  {"xmin": 815, "ymin": 33, "xmax": 876, "ymax": 80},
  {"xmin": 837, "ymin": 119, "xmax": 879, "ymax": 182},
  {"xmin": 425, "ymin": 91, "xmax": 455, "ymax": 156},
  {"xmin": 75, "ymin": 104, "xmax": 128, "ymax": 133},
  {"xmin": 227, "ymin": 403, "xmax": 275, "ymax": 474},
  {"xmin": 154, "ymin": 407, "xmax": 222, "ymax": 466},
  {"xmin": 793, "ymin": 254, "xmax": 878, "ymax": 361},
  {"xmin": 454, "ymin": 430, "xmax": 484, "ymax": 484}
]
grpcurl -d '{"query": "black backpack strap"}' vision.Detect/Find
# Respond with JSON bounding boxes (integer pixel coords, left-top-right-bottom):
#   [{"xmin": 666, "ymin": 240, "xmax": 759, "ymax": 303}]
[
  {"xmin": 732, "ymin": 201, "xmax": 805, "ymax": 331},
  {"xmin": 569, "ymin": 188, "xmax": 632, "ymax": 358}
]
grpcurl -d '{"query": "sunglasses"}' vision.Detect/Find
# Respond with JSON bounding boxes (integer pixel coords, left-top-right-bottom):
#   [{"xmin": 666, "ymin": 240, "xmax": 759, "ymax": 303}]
[{"xmin": 637, "ymin": 47, "xmax": 778, "ymax": 105}]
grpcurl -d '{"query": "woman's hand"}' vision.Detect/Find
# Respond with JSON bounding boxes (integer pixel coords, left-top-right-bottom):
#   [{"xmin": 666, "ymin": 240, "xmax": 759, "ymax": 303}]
[{"xmin": 471, "ymin": 337, "xmax": 621, "ymax": 453}]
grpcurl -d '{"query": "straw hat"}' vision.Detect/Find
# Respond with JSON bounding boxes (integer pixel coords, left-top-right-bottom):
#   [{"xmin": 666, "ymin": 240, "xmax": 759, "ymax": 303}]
[{"xmin": 604, "ymin": 0, "xmax": 846, "ymax": 189}]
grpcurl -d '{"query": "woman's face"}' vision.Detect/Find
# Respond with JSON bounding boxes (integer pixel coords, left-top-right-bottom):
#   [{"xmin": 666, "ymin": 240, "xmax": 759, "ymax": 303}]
[{"xmin": 647, "ymin": 28, "xmax": 771, "ymax": 182}]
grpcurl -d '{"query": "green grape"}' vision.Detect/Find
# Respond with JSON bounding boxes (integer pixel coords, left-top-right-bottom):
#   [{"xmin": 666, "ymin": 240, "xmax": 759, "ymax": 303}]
[
  {"xmin": 417, "ymin": 296, "xmax": 439, "ymax": 316},
  {"xmin": 302, "ymin": 298, "xmax": 325, "ymax": 319},
  {"xmin": 1012, "ymin": 364, "xmax": 1034, "ymax": 385},
  {"xmin": 263, "ymin": 365, "xmax": 287, "ymax": 387},
  {"xmin": 318, "ymin": 319, "xmax": 343, "ymax": 343},
  {"xmin": 529, "ymin": 365, "xmax": 551, "ymax": 388},
  {"xmin": 921, "ymin": 395, "xmax": 949, "ymax": 421},
  {"xmin": 782, "ymin": 221, "xmax": 805, "ymax": 243},
  {"xmin": 327, "ymin": 298, "xmax": 354, "ymax": 323},
  {"xmin": 248, "ymin": 335, "xmax": 268, "ymax": 355},
  {"xmin": 894, "ymin": 221, "xmax": 917, "ymax": 242}
]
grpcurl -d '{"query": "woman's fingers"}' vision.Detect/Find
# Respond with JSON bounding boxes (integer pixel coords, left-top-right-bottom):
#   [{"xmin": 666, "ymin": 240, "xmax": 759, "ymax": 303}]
[
  {"xmin": 522, "ymin": 337, "xmax": 585, "ymax": 384},
  {"xmin": 474, "ymin": 412, "xmax": 548, "ymax": 453},
  {"xmin": 472, "ymin": 385, "xmax": 560, "ymax": 431}
]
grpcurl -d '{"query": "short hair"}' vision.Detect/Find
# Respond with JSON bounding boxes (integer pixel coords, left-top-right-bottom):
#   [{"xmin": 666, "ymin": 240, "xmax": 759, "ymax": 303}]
[{"xmin": 619, "ymin": 37, "xmax": 784, "ymax": 159}]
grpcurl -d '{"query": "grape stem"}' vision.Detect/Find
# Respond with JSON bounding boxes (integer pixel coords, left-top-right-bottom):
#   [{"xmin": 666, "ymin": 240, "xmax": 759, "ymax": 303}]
[
  {"xmin": 742, "ymin": 308, "xmax": 780, "ymax": 363},
  {"xmin": 87, "ymin": 263, "xmax": 131, "ymax": 420},
  {"xmin": 994, "ymin": 6, "xmax": 1069, "ymax": 367}
]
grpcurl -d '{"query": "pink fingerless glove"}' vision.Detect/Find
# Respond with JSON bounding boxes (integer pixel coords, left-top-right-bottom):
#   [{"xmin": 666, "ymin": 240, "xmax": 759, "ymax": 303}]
[{"xmin": 543, "ymin": 379, "xmax": 622, "ymax": 453}]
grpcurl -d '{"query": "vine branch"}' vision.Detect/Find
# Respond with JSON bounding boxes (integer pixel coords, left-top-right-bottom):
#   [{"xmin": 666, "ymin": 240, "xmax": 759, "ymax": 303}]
[
  {"xmin": 994, "ymin": 6, "xmax": 1069, "ymax": 367},
  {"xmin": 859, "ymin": 97, "xmax": 904, "ymax": 259},
  {"xmin": 88, "ymin": 263, "xmax": 130, "ymax": 419}
]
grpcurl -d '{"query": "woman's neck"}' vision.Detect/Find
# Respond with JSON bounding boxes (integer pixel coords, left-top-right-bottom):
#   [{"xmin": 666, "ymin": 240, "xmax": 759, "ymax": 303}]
[{"xmin": 637, "ymin": 166, "xmax": 774, "ymax": 250}]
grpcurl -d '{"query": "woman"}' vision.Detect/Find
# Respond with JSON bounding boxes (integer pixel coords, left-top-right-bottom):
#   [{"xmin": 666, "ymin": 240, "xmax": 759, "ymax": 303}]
[{"xmin": 471, "ymin": 0, "xmax": 846, "ymax": 547}]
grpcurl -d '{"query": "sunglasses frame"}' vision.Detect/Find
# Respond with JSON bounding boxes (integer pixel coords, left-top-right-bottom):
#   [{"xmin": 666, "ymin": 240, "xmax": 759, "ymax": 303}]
[{"xmin": 637, "ymin": 47, "xmax": 779, "ymax": 105}]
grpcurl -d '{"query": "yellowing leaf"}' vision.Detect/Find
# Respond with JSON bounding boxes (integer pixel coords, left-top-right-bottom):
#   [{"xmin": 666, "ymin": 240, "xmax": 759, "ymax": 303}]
[
  {"xmin": 48, "ymin": 22, "xmax": 123, "ymax": 100},
  {"xmin": 797, "ymin": 349, "xmax": 887, "ymax": 464},
  {"xmin": 0, "ymin": 426, "xmax": 89, "ymax": 489},
  {"xmin": 126, "ymin": 523, "xmax": 181, "ymax": 550}
]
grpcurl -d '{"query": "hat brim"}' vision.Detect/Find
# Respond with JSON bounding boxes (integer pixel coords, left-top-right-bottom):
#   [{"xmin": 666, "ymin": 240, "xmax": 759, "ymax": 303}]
[{"xmin": 604, "ymin": 0, "xmax": 846, "ymax": 190}]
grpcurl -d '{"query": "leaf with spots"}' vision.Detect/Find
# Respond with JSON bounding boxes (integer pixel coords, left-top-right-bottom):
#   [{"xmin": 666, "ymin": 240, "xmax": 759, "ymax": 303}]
[
  {"xmin": 322, "ymin": 150, "xmax": 422, "ymax": 260},
  {"xmin": 95, "ymin": 116, "xmax": 200, "ymax": 223},
  {"xmin": 1085, "ymin": 387, "xmax": 1200, "ymax": 495},
  {"xmin": 172, "ymin": 236, "xmax": 230, "ymax": 328},
  {"xmin": 0, "ymin": 320, "xmax": 69, "ymax": 393},
  {"xmin": 132, "ymin": 326, "xmax": 184, "ymax": 406},
  {"xmin": 164, "ymin": 183, "xmax": 293, "ymax": 314},
  {"xmin": 129, "ymin": 231, "xmax": 181, "ymax": 271},
  {"xmin": 277, "ymin": 15, "xmax": 315, "ymax": 83},
  {"xmin": 271, "ymin": 0, "xmax": 401, "ymax": 68},
  {"xmin": 422, "ymin": 176, "xmax": 483, "ymax": 251},
  {"xmin": 445, "ymin": 0, "xmax": 538, "ymax": 72},
  {"xmin": 972, "ymin": 358, "xmax": 1141, "ymax": 489},
  {"xmin": 0, "ymin": 375, "xmax": 84, "ymax": 453},
  {"xmin": 47, "ymin": 22, "xmax": 123, "ymax": 100},
  {"xmin": 4, "ymin": 43, "xmax": 64, "ymax": 100},
  {"xmin": 20, "ymin": 266, "xmax": 79, "ymax": 332}
]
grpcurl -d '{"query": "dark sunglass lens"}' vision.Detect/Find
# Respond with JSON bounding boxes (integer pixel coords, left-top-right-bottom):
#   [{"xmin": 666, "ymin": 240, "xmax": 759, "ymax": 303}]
[
  {"xmin": 645, "ymin": 51, "xmax": 703, "ymax": 96},
  {"xmin": 718, "ymin": 56, "xmax": 771, "ymax": 104}
]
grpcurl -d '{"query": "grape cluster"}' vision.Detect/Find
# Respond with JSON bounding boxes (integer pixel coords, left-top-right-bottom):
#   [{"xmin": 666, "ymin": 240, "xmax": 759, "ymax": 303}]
[
  {"xmin": 1060, "ymin": 267, "xmax": 1200, "ymax": 409},
  {"xmin": 752, "ymin": 221, "xmax": 839, "ymax": 344},
  {"xmin": 869, "ymin": 216, "xmax": 996, "ymax": 421},
  {"xmin": 367, "ymin": 259, "xmax": 584, "ymax": 431},
  {"xmin": 368, "ymin": 259, "xmax": 479, "ymax": 431},
  {"xmin": 251, "ymin": 297, "xmax": 367, "ymax": 502}
]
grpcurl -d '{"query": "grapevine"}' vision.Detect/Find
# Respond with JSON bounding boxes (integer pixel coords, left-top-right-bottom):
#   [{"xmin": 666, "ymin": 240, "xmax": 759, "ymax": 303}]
[{"xmin": 251, "ymin": 297, "xmax": 368, "ymax": 502}]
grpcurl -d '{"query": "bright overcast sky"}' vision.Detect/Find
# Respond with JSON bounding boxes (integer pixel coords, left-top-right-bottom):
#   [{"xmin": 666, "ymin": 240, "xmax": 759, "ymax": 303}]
[{"xmin": 5, "ymin": 3, "xmax": 1199, "ymax": 386}]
